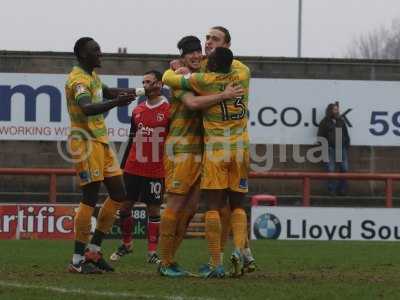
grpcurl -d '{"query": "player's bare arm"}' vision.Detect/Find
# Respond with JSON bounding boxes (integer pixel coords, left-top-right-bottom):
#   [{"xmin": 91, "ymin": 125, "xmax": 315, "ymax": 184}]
[
  {"xmin": 120, "ymin": 118, "xmax": 136, "ymax": 169},
  {"xmin": 78, "ymin": 92, "xmax": 135, "ymax": 116},
  {"xmin": 181, "ymin": 82, "xmax": 244, "ymax": 111},
  {"xmin": 103, "ymin": 86, "xmax": 137, "ymax": 99}
]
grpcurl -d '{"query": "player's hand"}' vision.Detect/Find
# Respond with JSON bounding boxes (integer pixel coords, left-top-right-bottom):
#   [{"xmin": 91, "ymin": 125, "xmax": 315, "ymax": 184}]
[
  {"xmin": 170, "ymin": 59, "xmax": 184, "ymax": 71},
  {"xmin": 116, "ymin": 92, "xmax": 135, "ymax": 106},
  {"xmin": 221, "ymin": 82, "xmax": 244, "ymax": 100},
  {"xmin": 176, "ymin": 67, "xmax": 191, "ymax": 75}
]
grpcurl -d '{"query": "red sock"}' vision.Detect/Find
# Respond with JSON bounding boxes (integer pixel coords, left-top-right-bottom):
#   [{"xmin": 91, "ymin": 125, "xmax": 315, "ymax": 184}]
[
  {"xmin": 148, "ymin": 216, "xmax": 160, "ymax": 252},
  {"xmin": 120, "ymin": 214, "xmax": 134, "ymax": 246}
]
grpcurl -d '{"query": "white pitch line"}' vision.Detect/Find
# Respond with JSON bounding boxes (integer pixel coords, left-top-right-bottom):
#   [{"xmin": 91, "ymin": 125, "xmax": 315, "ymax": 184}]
[{"xmin": 0, "ymin": 281, "xmax": 215, "ymax": 300}]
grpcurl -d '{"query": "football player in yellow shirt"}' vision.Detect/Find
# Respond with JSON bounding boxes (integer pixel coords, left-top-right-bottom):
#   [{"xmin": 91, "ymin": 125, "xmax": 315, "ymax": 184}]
[
  {"xmin": 159, "ymin": 36, "xmax": 243, "ymax": 277},
  {"xmin": 65, "ymin": 37, "xmax": 138, "ymax": 274},
  {"xmin": 166, "ymin": 26, "xmax": 256, "ymax": 276},
  {"xmin": 204, "ymin": 26, "xmax": 256, "ymax": 274},
  {"xmin": 163, "ymin": 47, "xmax": 250, "ymax": 278}
]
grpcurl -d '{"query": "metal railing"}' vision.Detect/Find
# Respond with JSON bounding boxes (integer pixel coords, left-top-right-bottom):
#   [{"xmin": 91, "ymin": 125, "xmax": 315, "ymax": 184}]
[
  {"xmin": 1, "ymin": 168, "xmax": 399, "ymax": 207},
  {"xmin": 0, "ymin": 168, "xmax": 75, "ymax": 203},
  {"xmin": 249, "ymin": 171, "xmax": 400, "ymax": 208}
]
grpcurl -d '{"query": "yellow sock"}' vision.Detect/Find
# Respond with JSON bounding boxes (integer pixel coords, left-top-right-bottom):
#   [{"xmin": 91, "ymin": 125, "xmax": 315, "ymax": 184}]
[
  {"xmin": 205, "ymin": 210, "xmax": 221, "ymax": 267},
  {"xmin": 96, "ymin": 197, "xmax": 121, "ymax": 234},
  {"xmin": 231, "ymin": 208, "xmax": 247, "ymax": 250},
  {"xmin": 244, "ymin": 234, "xmax": 250, "ymax": 249},
  {"xmin": 172, "ymin": 211, "xmax": 193, "ymax": 258},
  {"xmin": 159, "ymin": 208, "xmax": 178, "ymax": 266},
  {"xmin": 219, "ymin": 205, "xmax": 231, "ymax": 252},
  {"xmin": 74, "ymin": 203, "xmax": 95, "ymax": 244}
]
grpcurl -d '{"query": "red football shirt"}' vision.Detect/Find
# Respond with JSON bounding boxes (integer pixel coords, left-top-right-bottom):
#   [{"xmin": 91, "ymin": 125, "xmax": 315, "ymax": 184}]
[{"xmin": 124, "ymin": 97, "xmax": 170, "ymax": 178}]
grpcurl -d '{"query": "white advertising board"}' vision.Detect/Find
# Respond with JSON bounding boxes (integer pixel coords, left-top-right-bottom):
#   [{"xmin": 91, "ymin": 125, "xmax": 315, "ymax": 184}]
[
  {"xmin": 251, "ymin": 206, "xmax": 400, "ymax": 241},
  {"xmin": 0, "ymin": 73, "xmax": 399, "ymax": 145}
]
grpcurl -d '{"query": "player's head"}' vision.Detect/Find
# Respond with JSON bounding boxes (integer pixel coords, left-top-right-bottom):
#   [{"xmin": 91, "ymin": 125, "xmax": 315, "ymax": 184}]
[
  {"xmin": 177, "ymin": 35, "xmax": 202, "ymax": 72},
  {"xmin": 326, "ymin": 103, "xmax": 339, "ymax": 118},
  {"xmin": 73, "ymin": 37, "xmax": 102, "ymax": 68},
  {"xmin": 205, "ymin": 26, "xmax": 231, "ymax": 56},
  {"xmin": 143, "ymin": 70, "xmax": 163, "ymax": 98},
  {"xmin": 206, "ymin": 47, "xmax": 233, "ymax": 73}
]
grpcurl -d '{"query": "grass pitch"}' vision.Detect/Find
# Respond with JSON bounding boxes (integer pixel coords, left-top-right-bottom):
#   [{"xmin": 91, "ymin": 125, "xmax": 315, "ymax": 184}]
[{"xmin": 1, "ymin": 239, "xmax": 400, "ymax": 299}]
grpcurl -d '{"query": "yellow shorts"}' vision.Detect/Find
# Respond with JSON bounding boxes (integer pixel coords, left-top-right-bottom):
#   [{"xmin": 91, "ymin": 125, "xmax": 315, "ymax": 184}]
[
  {"xmin": 69, "ymin": 138, "xmax": 122, "ymax": 186},
  {"xmin": 200, "ymin": 149, "xmax": 249, "ymax": 193},
  {"xmin": 164, "ymin": 153, "xmax": 202, "ymax": 195}
]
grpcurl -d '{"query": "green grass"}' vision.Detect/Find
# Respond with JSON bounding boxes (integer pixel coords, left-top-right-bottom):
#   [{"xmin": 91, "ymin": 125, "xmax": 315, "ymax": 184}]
[{"xmin": 1, "ymin": 239, "xmax": 400, "ymax": 299}]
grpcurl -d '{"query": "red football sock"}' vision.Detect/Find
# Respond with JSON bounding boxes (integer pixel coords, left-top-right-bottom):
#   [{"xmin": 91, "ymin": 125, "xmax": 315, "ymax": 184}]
[
  {"xmin": 148, "ymin": 216, "xmax": 160, "ymax": 252},
  {"xmin": 120, "ymin": 214, "xmax": 134, "ymax": 246}
]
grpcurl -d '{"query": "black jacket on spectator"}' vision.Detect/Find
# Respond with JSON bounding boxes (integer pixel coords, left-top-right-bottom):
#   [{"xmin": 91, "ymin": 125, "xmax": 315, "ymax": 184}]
[{"xmin": 317, "ymin": 116, "xmax": 350, "ymax": 147}]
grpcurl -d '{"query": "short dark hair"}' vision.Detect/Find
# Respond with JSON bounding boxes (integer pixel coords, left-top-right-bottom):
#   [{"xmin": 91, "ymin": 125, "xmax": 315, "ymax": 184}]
[
  {"xmin": 73, "ymin": 37, "xmax": 94, "ymax": 59},
  {"xmin": 144, "ymin": 70, "xmax": 162, "ymax": 81},
  {"xmin": 177, "ymin": 35, "xmax": 202, "ymax": 56},
  {"xmin": 209, "ymin": 47, "xmax": 233, "ymax": 73},
  {"xmin": 211, "ymin": 26, "xmax": 231, "ymax": 44}
]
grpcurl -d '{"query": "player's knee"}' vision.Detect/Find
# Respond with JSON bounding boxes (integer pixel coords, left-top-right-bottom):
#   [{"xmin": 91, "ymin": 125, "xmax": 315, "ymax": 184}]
[
  {"xmin": 229, "ymin": 198, "xmax": 243, "ymax": 210},
  {"xmin": 228, "ymin": 191, "xmax": 245, "ymax": 210},
  {"xmin": 148, "ymin": 204, "xmax": 161, "ymax": 217},
  {"xmin": 108, "ymin": 188, "xmax": 126, "ymax": 202},
  {"xmin": 119, "ymin": 202, "xmax": 133, "ymax": 218},
  {"xmin": 81, "ymin": 199, "xmax": 97, "ymax": 207},
  {"xmin": 81, "ymin": 182, "xmax": 101, "ymax": 207},
  {"xmin": 166, "ymin": 193, "xmax": 186, "ymax": 212},
  {"xmin": 104, "ymin": 176, "xmax": 126, "ymax": 201}
]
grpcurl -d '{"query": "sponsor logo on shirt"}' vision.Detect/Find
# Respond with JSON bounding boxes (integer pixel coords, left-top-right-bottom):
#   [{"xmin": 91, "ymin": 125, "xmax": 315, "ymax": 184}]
[
  {"xmin": 239, "ymin": 178, "xmax": 248, "ymax": 189},
  {"xmin": 79, "ymin": 171, "xmax": 90, "ymax": 182},
  {"xmin": 172, "ymin": 180, "xmax": 181, "ymax": 188},
  {"xmin": 137, "ymin": 122, "xmax": 154, "ymax": 136},
  {"xmin": 156, "ymin": 113, "xmax": 165, "ymax": 122}
]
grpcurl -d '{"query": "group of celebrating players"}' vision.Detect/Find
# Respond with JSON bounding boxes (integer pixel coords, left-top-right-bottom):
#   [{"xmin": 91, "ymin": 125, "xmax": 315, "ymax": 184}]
[{"xmin": 65, "ymin": 25, "xmax": 256, "ymax": 278}]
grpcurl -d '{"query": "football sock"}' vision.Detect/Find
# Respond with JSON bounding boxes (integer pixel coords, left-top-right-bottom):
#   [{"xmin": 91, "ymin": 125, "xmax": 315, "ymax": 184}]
[
  {"xmin": 231, "ymin": 208, "xmax": 247, "ymax": 250},
  {"xmin": 219, "ymin": 205, "xmax": 231, "ymax": 252},
  {"xmin": 91, "ymin": 197, "xmax": 121, "ymax": 247},
  {"xmin": 120, "ymin": 210, "xmax": 134, "ymax": 246},
  {"xmin": 74, "ymin": 203, "xmax": 94, "ymax": 248},
  {"xmin": 205, "ymin": 210, "xmax": 221, "ymax": 267},
  {"xmin": 95, "ymin": 197, "xmax": 121, "ymax": 234},
  {"xmin": 172, "ymin": 211, "xmax": 193, "ymax": 257},
  {"xmin": 73, "ymin": 240, "xmax": 86, "ymax": 264},
  {"xmin": 147, "ymin": 215, "xmax": 160, "ymax": 253},
  {"xmin": 159, "ymin": 208, "xmax": 178, "ymax": 266}
]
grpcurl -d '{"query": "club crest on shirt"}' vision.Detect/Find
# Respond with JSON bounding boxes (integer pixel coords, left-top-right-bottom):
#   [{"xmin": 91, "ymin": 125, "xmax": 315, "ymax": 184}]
[
  {"xmin": 156, "ymin": 113, "xmax": 165, "ymax": 122},
  {"xmin": 75, "ymin": 84, "xmax": 88, "ymax": 95}
]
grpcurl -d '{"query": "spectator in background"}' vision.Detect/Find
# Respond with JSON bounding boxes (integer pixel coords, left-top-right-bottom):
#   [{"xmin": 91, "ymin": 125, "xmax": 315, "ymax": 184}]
[{"xmin": 317, "ymin": 103, "xmax": 350, "ymax": 196}]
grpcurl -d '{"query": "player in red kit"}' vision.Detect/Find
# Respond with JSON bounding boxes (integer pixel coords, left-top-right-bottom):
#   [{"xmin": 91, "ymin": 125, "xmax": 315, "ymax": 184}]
[{"xmin": 110, "ymin": 70, "xmax": 169, "ymax": 264}]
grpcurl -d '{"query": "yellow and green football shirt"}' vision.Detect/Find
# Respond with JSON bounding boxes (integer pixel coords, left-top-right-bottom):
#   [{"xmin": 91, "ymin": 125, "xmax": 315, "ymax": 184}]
[
  {"xmin": 65, "ymin": 66, "xmax": 108, "ymax": 144},
  {"xmin": 163, "ymin": 69, "xmax": 203, "ymax": 155},
  {"xmin": 200, "ymin": 58, "xmax": 248, "ymax": 73},
  {"xmin": 163, "ymin": 65, "xmax": 250, "ymax": 151}
]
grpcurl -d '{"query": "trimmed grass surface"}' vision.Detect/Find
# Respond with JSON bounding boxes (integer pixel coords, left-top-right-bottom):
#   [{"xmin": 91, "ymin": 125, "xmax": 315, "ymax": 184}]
[{"xmin": 1, "ymin": 239, "xmax": 400, "ymax": 299}]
